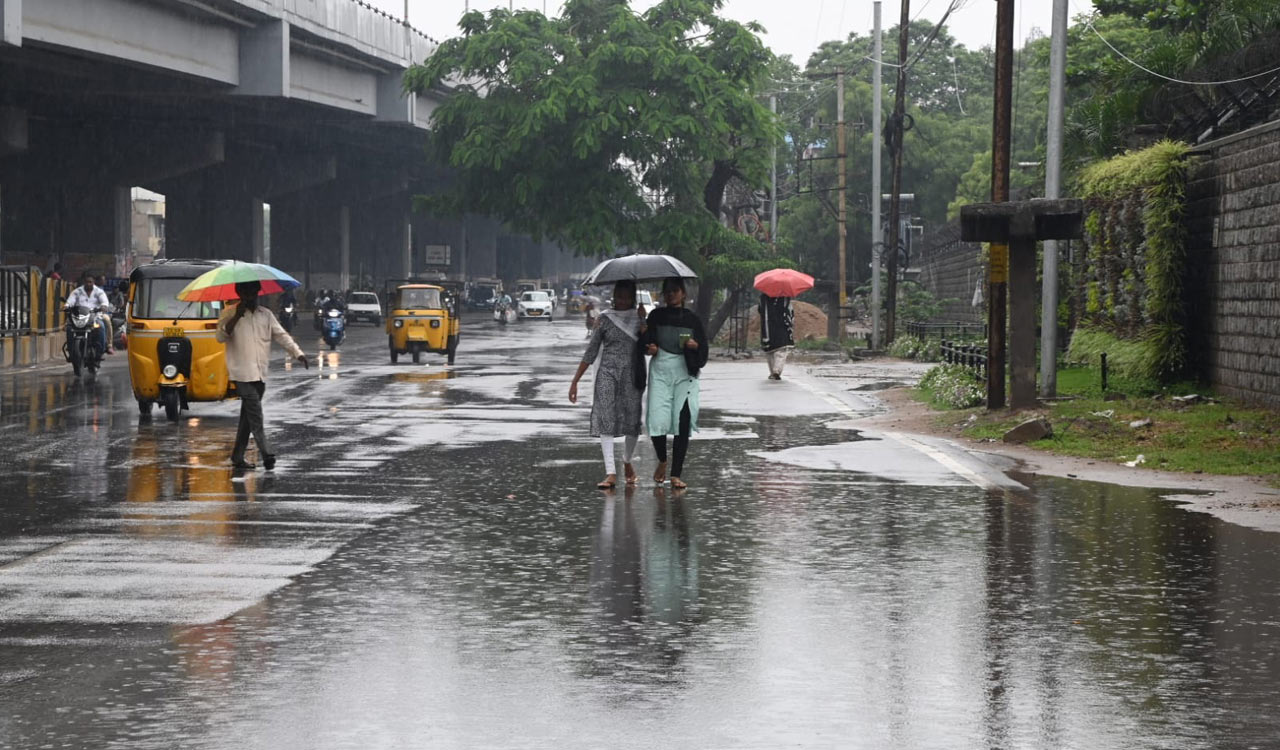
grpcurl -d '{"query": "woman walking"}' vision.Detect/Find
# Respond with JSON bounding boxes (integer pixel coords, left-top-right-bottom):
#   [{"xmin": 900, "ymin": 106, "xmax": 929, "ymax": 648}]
[
  {"xmin": 569, "ymin": 281, "xmax": 647, "ymax": 489},
  {"xmin": 641, "ymin": 277, "xmax": 709, "ymax": 489}
]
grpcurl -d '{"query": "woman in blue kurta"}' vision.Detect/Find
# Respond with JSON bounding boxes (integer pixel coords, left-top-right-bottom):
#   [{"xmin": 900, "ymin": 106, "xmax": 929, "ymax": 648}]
[{"xmin": 640, "ymin": 277, "xmax": 709, "ymax": 489}]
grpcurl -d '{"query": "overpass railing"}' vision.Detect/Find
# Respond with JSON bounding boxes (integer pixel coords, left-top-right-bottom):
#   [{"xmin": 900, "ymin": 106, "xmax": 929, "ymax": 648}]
[{"xmin": 0, "ymin": 267, "xmax": 74, "ymax": 338}]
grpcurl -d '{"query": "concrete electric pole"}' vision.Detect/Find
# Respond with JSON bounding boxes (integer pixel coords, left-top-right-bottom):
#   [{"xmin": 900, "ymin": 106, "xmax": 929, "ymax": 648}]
[
  {"xmin": 871, "ymin": 1, "xmax": 883, "ymax": 349},
  {"xmin": 1041, "ymin": 0, "xmax": 1068, "ymax": 397}
]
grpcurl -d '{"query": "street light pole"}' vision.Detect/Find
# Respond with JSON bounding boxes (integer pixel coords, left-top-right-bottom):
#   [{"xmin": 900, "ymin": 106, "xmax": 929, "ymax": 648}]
[
  {"xmin": 871, "ymin": 1, "xmax": 883, "ymax": 349},
  {"xmin": 836, "ymin": 70, "xmax": 847, "ymax": 342},
  {"xmin": 770, "ymin": 94, "xmax": 778, "ymax": 248},
  {"xmin": 1041, "ymin": 0, "xmax": 1068, "ymax": 397}
]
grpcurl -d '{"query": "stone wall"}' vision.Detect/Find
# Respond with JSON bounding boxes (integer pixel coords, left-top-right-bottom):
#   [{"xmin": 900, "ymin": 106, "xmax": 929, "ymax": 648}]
[
  {"xmin": 1186, "ymin": 119, "xmax": 1280, "ymax": 407},
  {"xmin": 913, "ymin": 223, "xmax": 984, "ymax": 325}
]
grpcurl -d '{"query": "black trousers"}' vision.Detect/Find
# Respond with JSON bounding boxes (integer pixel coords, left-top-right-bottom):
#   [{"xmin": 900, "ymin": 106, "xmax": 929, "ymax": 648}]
[
  {"xmin": 651, "ymin": 402, "xmax": 692, "ymax": 477},
  {"xmin": 231, "ymin": 380, "xmax": 270, "ymax": 462}
]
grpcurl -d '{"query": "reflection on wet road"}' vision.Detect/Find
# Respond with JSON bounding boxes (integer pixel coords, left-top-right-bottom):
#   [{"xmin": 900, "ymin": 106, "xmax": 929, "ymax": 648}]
[{"xmin": 2, "ymin": 318, "xmax": 1279, "ymax": 748}]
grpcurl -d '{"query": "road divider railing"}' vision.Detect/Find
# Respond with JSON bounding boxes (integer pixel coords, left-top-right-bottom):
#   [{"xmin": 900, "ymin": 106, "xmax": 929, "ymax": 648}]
[{"xmin": 0, "ymin": 267, "xmax": 75, "ymax": 368}]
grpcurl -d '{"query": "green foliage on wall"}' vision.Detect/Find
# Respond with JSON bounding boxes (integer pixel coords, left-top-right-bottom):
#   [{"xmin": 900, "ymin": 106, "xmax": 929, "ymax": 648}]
[{"xmin": 1073, "ymin": 140, "xmax": 1193, "ymax": 382}]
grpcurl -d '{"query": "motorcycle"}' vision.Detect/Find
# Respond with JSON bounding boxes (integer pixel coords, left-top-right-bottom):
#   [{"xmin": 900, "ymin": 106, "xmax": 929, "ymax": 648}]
[
  {"xmin": 63, "ymin": 305, "xmax": 104, "ymax": 377},
  {"xmin": 321, "ymin": 307, "xmax": 346, "ymax": 349},
  {"xmin": 110, "ymin": 307, "xmax": 127, "ymax": 351},
  {"xmin": 279, "ymin": 301, "xmax": 298, "ymax": 333}
]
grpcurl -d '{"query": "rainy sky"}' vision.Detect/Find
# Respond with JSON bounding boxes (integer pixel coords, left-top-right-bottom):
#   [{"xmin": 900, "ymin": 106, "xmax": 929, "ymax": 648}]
[{"xmin": 373, "ymin": 0, "xmax": 1101, "ymax": 64}]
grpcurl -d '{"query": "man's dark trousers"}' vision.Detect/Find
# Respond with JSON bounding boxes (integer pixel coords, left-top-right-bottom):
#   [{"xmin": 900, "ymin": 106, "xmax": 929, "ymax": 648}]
[{"xmin": 231, "ymin": 380, "xmax": 270, "ymax": 462}]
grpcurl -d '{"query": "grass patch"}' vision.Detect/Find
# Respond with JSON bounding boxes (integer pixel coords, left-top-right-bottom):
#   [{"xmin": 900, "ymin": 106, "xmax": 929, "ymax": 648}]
[
  {"xmin": 795, "ymin": 336, "xmax": 868, "ymax": 354},
  {"xmin": 957, "ymin": 396, "xmax": 1280, "ymax": 481},
  {"xmin": 916, "ymin": 360, "xmax": 1280, "ymax": 482}
]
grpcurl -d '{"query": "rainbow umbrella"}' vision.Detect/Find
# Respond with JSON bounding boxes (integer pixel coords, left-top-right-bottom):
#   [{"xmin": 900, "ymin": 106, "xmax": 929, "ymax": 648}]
[{"xmin": 176, "ymin": 261, "xmax": 300, "ymax": 302}]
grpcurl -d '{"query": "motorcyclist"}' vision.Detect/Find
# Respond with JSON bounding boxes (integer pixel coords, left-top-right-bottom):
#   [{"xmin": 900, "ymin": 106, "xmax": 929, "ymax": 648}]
[{"xmin": 64, "ymin": 274, "xmax": 114, "ymax": 355}]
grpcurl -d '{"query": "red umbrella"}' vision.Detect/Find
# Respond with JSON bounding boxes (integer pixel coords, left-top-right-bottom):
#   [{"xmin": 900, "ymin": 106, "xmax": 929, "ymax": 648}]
[{"xmin": 753, "ymin": 268, "xmax": 815, "ymax": 298}]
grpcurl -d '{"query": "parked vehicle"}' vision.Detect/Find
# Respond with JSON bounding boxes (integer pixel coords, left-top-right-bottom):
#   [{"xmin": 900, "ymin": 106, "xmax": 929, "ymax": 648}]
[
  {"xmin": 387, "ymin": 283, "xmax": 459, "ymax": 364},
  {"xmin": 321, "ymin": 306, "xmax": 346, "ymax": 350},
  {"xmin": 517, "ymin": 291, "xmax": 554, "ymax": 321},
  {"xmin": 636, "ymin": 290, "xmax": 654, "ymax": 309},
  {"xmin": 126, "ymin": 259, "xmax": 234, "ymax": 421},
  {"xmin": 63, "ymin": 304, "xmax": 105, "ymax": 377},
  {"xmin": 468, "ymin": 284, "xmax": 498, "ymax": 311},
  {"xmin": 346, "ymin": 292, "xmax": 382, "ymax": 325}
]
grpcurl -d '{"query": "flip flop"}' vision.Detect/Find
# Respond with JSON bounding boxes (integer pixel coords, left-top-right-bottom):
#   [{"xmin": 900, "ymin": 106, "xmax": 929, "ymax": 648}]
[
  {"xmin": 596, "ymin": 475, "xmax": 617, "ymax": 489},
  {"xmin": 670, "ymin": 477, "xmax": 688, "ymax": 489},
  {"xmin": 653, "ymin": 462, "xmax": 667, "ymax": 484},
  {"xmin": 623, "ymin": 463, "xmax": 638, "ymax": 485}
]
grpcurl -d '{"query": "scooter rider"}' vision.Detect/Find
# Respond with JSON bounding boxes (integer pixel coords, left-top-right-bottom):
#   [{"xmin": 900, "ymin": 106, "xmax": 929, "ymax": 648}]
[{"xmin": 64, "ymin": 274, "xmax": 114, "ymax": 355}]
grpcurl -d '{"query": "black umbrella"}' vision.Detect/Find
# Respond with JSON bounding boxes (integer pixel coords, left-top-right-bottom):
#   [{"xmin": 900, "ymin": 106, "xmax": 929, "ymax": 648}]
[{"xmin": 582, "ymin": 254, "xmax": 697, "ymax": 286}]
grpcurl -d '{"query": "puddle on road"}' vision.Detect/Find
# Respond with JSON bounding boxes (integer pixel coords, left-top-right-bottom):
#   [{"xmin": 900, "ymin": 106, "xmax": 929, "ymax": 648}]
[{"xmin": 4, "ymin": 322, "xmax": 1280, "ymax": 748}]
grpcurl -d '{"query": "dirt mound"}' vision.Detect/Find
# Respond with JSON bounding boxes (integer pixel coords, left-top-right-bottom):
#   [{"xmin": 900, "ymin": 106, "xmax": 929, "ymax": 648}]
[{"xmin": 720, "ymin": 300, "xmax": 828, "ymax": 344}]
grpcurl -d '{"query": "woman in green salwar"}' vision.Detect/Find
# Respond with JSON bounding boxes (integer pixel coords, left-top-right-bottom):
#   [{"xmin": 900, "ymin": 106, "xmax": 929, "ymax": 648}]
[{"xmin": 641, "ymin": 277, "xmax": 709, "ymax": 489}]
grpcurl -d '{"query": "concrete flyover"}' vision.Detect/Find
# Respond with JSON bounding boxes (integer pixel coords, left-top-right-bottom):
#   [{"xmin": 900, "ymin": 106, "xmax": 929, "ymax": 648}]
[{"xmin": 0, "ymin": 0, "xmax": 594, "ymax": 329}]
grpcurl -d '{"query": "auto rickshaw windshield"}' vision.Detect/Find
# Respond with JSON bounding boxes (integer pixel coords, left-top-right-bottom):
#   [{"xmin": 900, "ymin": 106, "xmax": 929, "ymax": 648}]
[
  {"xmin": 134, "ymin": 278, "xmax": 223, "ymax": 320},
  {"xmin": 398, "ymin": 288, "xmax": 442, "ymax": 309}
]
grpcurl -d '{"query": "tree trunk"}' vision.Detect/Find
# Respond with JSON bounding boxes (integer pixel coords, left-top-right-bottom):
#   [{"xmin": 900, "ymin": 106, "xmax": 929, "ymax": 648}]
[
  {"xmin": 694, "ymin": 159, "xmax": 736, "ymax": 323},
  {"xmin": 705, "ymin": 288, "xmax": 740, "ymax": 343}
]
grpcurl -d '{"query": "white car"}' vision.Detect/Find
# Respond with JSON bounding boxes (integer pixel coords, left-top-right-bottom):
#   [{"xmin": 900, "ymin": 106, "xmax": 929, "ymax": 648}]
[
  {"xmin": 517, "ymin": 291, "xmax": 554, "ymax": 321},
  {"xmin": 346, "ymin": 292, "xmax": 382, "ymax": 325}
]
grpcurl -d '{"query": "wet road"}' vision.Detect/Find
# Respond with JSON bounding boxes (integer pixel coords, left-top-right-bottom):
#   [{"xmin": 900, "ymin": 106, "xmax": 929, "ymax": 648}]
[{"xmin": 2, "ymin": 313, "xmax": 1280, "ymax": 749}]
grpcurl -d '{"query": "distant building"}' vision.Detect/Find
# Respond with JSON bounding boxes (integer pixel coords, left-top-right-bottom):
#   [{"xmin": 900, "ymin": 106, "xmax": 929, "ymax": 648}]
[{"xmin": 130, "ymin": 188, "xmax": 165, "ymax": 271}]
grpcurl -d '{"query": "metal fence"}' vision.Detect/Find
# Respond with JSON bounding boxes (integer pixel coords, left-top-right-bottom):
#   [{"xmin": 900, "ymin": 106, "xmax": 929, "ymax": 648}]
[
  {"xmin": 0, "ymin": 267, "xmax": 74, "ymax": 338},
  {"xmin": 905, "ymin": 321, "xmax": 987, "ymax": 341},
  {"xmin": 726, "ymin": 290, "xmax": 755, "ymax": 354},
  {"xmin": 941, "ymin": 339, "xmax": 988, "ymax": 380}
]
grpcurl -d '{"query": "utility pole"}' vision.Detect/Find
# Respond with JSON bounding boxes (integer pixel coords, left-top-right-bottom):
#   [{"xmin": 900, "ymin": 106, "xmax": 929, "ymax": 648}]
[
  {"xmin": 884, "ymin": 0, "xmax": 911, "ymax": 344},
  {"xmin": 836, "ymin": 70, "xmax": 847, "ymax": 342},
  {"xmin": 770, "ymin": 94, "xmax": 778, "ymax": 248},
  {"xmin": 988, "ymin": 0, "xmax": 1015, "ymax": 409},
  {"xmin": 871, "ymin": 1, "xmax": 883, "ymax": 349},
  {"xmin": 1041, "ymin": 0, "xmax": 1068, "ymax": 397}
]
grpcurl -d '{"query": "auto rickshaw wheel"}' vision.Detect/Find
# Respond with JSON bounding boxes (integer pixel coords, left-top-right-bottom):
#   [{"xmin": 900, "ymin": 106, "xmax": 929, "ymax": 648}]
[
  {"xmin": 412, "ymin": 345, "xmax": 421, "ymax": 364},
  {"xmin": 388, "ymin": 336, "xmax": 398, "ymax": 363},
  {"xmin": 137, "ymin": 398, "xmax": 153, "ymax": 418},
  {"xmin": 446, "ymin": 335, "xmax": 458, "ymax": 365},
  {"xmin": 161, "ymin": 389, "xmax": 181, "ymax": 422}
]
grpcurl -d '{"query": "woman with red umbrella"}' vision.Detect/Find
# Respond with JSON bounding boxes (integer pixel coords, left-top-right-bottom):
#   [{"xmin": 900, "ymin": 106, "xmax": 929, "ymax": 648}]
[{"xmin": 754, "ymin": 269, "xmax": 814, "ymax": 380}]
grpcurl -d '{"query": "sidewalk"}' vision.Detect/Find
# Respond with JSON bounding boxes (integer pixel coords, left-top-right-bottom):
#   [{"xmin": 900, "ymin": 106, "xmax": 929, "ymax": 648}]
[{"xmin": 798, "ymin": 359, "xmax": 1280, "ymax": 534}]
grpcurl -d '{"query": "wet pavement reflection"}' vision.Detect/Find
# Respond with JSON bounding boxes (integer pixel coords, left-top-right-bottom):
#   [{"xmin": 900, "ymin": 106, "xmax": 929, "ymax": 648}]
[{"xmin": 1, "ymin": 319, "xmax": 1279, "ymax": 748}]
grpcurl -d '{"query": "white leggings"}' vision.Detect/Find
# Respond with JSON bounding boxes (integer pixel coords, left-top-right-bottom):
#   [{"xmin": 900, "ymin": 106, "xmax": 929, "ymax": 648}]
[{"xmin": 601, "ymin": 435, "xmax": 639, "ymax": 474}]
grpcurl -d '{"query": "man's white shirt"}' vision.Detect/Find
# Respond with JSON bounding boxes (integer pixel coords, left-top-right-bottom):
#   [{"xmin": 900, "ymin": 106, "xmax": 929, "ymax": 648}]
[{"xmin": 66, "ymin": 286, "xmax": 112, "ymax": 312}]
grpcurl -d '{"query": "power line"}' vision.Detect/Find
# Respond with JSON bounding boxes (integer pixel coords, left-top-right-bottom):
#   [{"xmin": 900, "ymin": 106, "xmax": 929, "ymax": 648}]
[{"xmin": 1078, "ymin": 6, "xmax": 1280, "ymax": 86}]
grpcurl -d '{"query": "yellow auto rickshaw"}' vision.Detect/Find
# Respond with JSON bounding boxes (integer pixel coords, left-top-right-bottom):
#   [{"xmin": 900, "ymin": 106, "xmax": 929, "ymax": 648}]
[
  {"xmin": 127, "ymin": 259, "xmax": 235, "ymax": 421},
  {"xmin": 386, "ymin": 283, "xmax": 459, "ymax": 364}
]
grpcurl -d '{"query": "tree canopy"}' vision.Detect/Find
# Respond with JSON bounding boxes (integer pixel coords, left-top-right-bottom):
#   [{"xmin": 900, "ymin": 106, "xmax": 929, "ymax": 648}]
[{"xmin": 404, "ymin": 0, "xmax": 780, "ymax": 318}]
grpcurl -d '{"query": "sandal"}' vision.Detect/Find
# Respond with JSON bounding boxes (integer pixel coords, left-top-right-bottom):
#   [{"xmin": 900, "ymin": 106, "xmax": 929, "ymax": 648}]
[
  {"xmin": 623, "ymin": 463, "xmax": 637, "ymax": 486},
  {"xmin": 670, "ymin": 477, "xmax": 688, "ymax": 489},
  {"xmin": 653, "ymin": 462, "xmax": 667, "ymax": 484},
  {"xmin": 596, "ymin": 474, "xmax": 617, "ymax": 489}
]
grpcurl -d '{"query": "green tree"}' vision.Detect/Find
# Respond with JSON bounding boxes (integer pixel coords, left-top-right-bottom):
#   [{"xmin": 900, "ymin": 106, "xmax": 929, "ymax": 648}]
[{"xmin": 405, "ymin": 0, "xmax": 779, "ymax": 324}]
